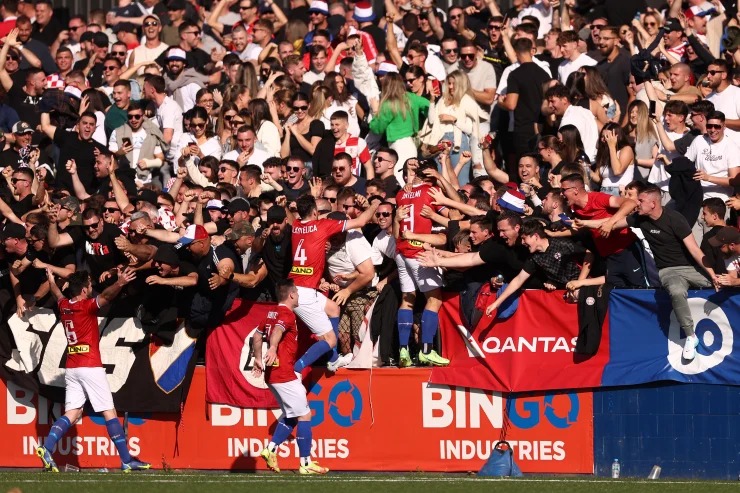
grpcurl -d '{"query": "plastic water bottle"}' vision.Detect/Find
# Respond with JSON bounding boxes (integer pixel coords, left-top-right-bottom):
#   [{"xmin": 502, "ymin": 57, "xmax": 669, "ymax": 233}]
[{"xmin": 611, "ymin": 459, "xmax": 621, "ymax": 479}]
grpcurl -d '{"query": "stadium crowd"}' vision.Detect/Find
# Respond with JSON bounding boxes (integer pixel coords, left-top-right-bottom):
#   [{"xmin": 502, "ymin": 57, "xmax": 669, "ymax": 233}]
[{"xmin": 0, "ymin": 0, "xmax": 739, "ymax": 371}]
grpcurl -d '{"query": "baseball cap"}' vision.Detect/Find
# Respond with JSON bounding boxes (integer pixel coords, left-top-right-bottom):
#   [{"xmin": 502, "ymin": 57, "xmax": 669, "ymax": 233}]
[
  {"xmin": 59, "ymin": 196, "xmax": 80, "ymax": 213},
  {"xmin": 143, "ymin": 14, "xmax": 161, "ymax": 24},
  {"xmin": 225, "ymin": 197, "xmax": 250, "ymax": 214},
  {"xmin": 266, "ymin": 205, "xmax": 287, "ymax": 224},
  {"xmin": 663, "ymin": 18, "xmax": 683, "ymax": 32},
  {"xmin": 224, "ymin": 221, "xmax": 256, "ymax": 241},
  {"xmin": 153, "ymin": 244, "xmax": 180, "ymax": 266},
  {"xmin": 166, "ymin": 47, "xmax": 188, "ymax": 62},
  {"xmin": 12, "ymin": 121, "xmax": 33, "ymax": 134},
  {"xmin": 80, "ymin": 31, "xmax": 95, "ymax": 43},
  {"xmin": 92, "ymin": 32, "xmax": 109, "ymax": 48},
  {"xmin": 0, "ymin": 222, "xmax": 26, "ymax": 240},
  {"xmin": 308, "ymin": 0, "xmax": 329, "ymax": 14},
  {"xmin": 175, "ymin": 224, "xmax": 209, "ymax": 249},
  {"xmin": 206, "ymin": 199, "xmax": 225, "ymax": 210},
  {"xmin": 684, "ymin": 5, "xmax": 714, "ymax": 19},
  {"xmin": 708, "ymin": 226, "xmax": 740, "ymax": 247},
  {"xmin": 134, "ymin": 189, "xmax": 159, "ymax": 206}
]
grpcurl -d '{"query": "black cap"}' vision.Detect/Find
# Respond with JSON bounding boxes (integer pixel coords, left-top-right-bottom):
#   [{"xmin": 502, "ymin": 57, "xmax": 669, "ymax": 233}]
[
  {"xmin": 266, "ymin": 205, "xmax": 287, "ymax": 224},
  {"xmin": 134, "ymin": 189, "xmax": 159, "ymax": 206},
  {"xmin": 153, "ymin": 244, "xmax": 180, "ymax": 266},
  {"xmin": 0, "ymin": 222, "xmax": 26, "ymax": 240},
  {"xmin": 226, "ymin": 197, "xmax": 250, "ymax": 214},
  {"xmin": 80, "ymin": 32, "xmax": 95, "ymax": 43},
  {"xmin": 708, "ymin": 226, "xmax": 740, "ymax": 247},
  {"xmin": 167, "ymin": 0, "xmax": 186, "ymax": 10},
  {"xmin": 664, "ymin": 18, "xmax": 683, "ymax": 32}
]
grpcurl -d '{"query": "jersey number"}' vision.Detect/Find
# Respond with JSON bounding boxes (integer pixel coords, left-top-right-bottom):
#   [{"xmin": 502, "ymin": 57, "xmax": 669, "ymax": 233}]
[
  {"xmin": 293, "ymin": 239, "xmax": 307, "ymax": 266},
  {"xmin": 63, "ymin": 320, "xmax": 78, "ymax": 345},
  {"xmin": 402, "ymin": 204, "xmax": 415, "ymax": 232}
]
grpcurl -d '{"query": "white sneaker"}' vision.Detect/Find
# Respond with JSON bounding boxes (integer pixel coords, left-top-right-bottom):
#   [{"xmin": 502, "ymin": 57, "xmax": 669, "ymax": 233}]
[
  {"xmin": 327, "ymin": 353, "xmax": 352, "ymax": 372},
  {"xmin": 682, "ymin": 335, "xmax": 699, "ymax": 360}
]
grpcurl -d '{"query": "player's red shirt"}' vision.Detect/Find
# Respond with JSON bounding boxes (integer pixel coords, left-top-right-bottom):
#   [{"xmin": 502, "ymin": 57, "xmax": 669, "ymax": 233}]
[
  {"xmin": 289, "ymin": 218, "xmax": 346, "ymax": 289},
  {"xmin": 396, "ymin": 183, "xmax": 444, "ymax": 258},
  {"xmin": 261, "ymin": 304, "xmax": 299, "ymax": 384},
  {"xmin": 572, "ymin": 192, "xmax": 636, "ymax": 257},
  {"xmin": 58, "ymin": 297, "xmax": 103, "ymax": 369}
]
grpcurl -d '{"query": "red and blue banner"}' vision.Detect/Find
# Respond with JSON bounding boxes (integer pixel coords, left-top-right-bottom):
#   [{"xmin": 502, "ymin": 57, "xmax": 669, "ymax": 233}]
[{"xmin": 433, "ymin": 288, "xmax": 740, "ymax": 393}]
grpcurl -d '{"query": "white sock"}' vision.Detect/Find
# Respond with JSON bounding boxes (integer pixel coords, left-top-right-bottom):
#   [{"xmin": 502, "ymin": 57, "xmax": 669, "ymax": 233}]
[
  {"xmin": 300, "ymin": 456, "xmax": 311, "ymax": 466},
  {"xmin": 267, "ymin": 442, "xmax": 277, "ymax": 453}
]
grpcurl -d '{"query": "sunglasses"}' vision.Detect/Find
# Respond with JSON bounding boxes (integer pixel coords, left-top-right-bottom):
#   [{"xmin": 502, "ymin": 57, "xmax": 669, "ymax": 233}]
[
  {"xmin": 128, "ymin": 113, "xmax": 143, "ymax": 120},
  {"xmin": 707, "ymin": 70, "xmax": 725, "ymax": 76},
  {"xmin": 190, "ymin": 122, "xmax": 206, "ymax": 129},
  {"xmin": 112, "ymin": 51, "xmax": 127, "ymax": 56},
  {"xmin": 219, "ymin": 166, "xmax": 235, "ymax": 173},
  {"xmin": 591, "ymin": 24, "xmax": 605, "ymax": 29},
  {"xmin": 375, "ymin": 155, "xmax": 390, "ymax": 162},
  {"xmin": 375, "ymin": 212, "xmax": 391, "ymax": 218},
  {"xmin": 643, "ymin": 22, "xmax": 656, "ymax": 27},
  {"xmin": 293, "ymin": 105, "xmax": 308, "ymax": 111},
  {"xmin": 460, "ymin": 53, "xmax": 476, "ymax": 60},
  {"xmin": 706, "ymin": 123, "xmax": 723, "ymax": 129},
  {"xmin": 103, "ymin": 65, "xmax": 118, "ymax": 71},
  {"xmin": 105, "ymin": 207, "xmax": 120, "ymax": 213},
  {"xmin": 442, "ymin": 48, "xmax": 457, "ymax": 54},
  {"xmin": 287, "ymin": 166, "xmax": 301, "ymax": 172},
  {"xmin": 26, "ymin": 237, "xmax": 42, "ymax": 243},
  {"xmin": 450, "ymin": 14, "xmax": 461, "ymax": 19},
  {"xmin": 84, "ymin": 221, "xmax": 100, "ymax": 230},
  {"xmin": 143, "ymin": 21, "xmax": 159, "ymax": 27},
  {"xmin": 323, "ymin": 196, "xmax": 337, "ymax": 203},
  {"xmin": 405, "ymin": 77, "xmax": 418, "ymax": 84},
  {"xmin": 331, "ymin": 167, "xmax": 347, "ymax": 173},
  {"xmin": 489, "ymin": 25, "xmax": 502, "ymax": 30},
  {"xmin": 68, "ymin": 25, "xmax": 84, "ymax": 31},
  {"xmin": 6, "ymin": 54, "xmax": 19, "ymax": 61}
]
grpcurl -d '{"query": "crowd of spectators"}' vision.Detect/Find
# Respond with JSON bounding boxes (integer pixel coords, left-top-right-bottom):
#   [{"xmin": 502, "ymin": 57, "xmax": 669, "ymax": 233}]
[{"xmin": 0, "ymin": 0, "xmax": 738, "ymax": 368}]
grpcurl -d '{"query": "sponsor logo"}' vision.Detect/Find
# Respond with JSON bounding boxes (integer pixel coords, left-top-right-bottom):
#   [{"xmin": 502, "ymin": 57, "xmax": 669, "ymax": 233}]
[
  {"xmin": 290, "ymin": 266, "xmax": 314, "ymax": 275},
  {"xmin": 67, "ymin": 344, "xmax": 90, "ymax": 354},
  {"xmin": 667, "ymin": 297, "xmax": 733, "ymax": 375}
]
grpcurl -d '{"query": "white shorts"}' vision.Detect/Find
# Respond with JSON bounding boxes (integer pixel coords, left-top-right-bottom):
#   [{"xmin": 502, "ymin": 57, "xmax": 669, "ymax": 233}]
[
  {"xmin": 395, "ymin": 253, "xmax": 443, "ymax": 294},
  {"xmin": 65, "ymin": 367, "xmax": 115, "ymax": 413},
  {"xmin": 269, "ymin": 379, "xmax": 310, "ymax": 418},
  {"xmin": 295, "ymin": 286, "xmax": 333, "ymax": 336}
]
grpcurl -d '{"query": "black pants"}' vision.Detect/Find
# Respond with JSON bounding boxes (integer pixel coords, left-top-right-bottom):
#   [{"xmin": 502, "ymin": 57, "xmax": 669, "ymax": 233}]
[{"xmin": 606, "ymin": 242, "xmax": 647, "ymax": 288}]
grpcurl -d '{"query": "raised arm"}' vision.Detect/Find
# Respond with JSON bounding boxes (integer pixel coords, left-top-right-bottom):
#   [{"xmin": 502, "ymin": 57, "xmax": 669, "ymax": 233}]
[
  {"xmin": 39, "ymin": 112, "xmax": 57, "ymax": 140},
  {"xmin": 385, "ymin": 15, "xmax": 403, "ymax": 68},
  {"xmin": 346, "ymin": 197, "xmax": 380, "ymax": 230}
]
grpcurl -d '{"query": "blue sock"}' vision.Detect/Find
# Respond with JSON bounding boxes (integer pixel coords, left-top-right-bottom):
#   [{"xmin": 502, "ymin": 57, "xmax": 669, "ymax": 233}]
[
  {"xmin": 294, "ymin": 340, "xmax": 332, "ymax": 372},
  {"xmin": 296, "ymin": 420, "xmax": 312, "ymax": 464},
  {"xmin": 270, "ymin": 417, "xmax": 297, "ymax": 449},
  {"xmin": 105, "ymin": 418, "xmax": 132, "ymax": 464},
  {"xmin": 398, "ymin": 309, "xmax": 413, "ymax": 347},
  {"xmin": 329, "ymin": 317, "xmax": 340, "ymax": 359},
  {"xmin": 421, "ymin": 309, "xmax": 439, "ymax": 353},
  {"xmin": 43, "ymin": 416, "xmax": 71, "ymax": 451}
]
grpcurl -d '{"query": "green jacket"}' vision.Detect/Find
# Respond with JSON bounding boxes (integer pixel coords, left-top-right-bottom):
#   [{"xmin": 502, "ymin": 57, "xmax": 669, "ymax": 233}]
[{"xmin": 369, "ymin": 92, "xmax": 430, "ymax": 143}]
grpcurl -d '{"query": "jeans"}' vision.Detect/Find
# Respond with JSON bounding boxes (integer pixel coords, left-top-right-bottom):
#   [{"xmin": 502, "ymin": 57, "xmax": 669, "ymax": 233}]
[{"xmin": 658, "ymin": 265, "xmax": 712, "ymax": 335}]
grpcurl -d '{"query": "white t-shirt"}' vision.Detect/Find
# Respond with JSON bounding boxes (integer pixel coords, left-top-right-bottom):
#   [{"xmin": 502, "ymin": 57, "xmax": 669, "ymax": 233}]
[
  {"xmin": 560, "ymin": 104, "xmax": 599, "ymax": 162},
  {"xmin": 516, "ymin": 1, "xmax": 553, "ymax": 38},
  {"xmin": 241, "ymin": 43, "xmax": 263, "ymax": 62},
  {"xmin": 650, "ymin": 128, "xmax": 687, "ymax": 191},
  {"xmin": 558, "ymin": 53, "xmax": 597, "ymax": 84},
  {"xmin": 171, "ymin": 134, "xmax": 223, "ymax": 169},
  {"xmin": 327, "ymin": 230, "xmax": 374, "ymax": 288},
  {"xmin": 371, "ymin": 229, "xmax": 396, "ymax": 265},
  {"xmin": 462, "ymin": 61, "xmax": 498, "ymax": 113},
  {"xmin": 684, "ymin": 135, "xmax": 740, "ymax": 200},
  {"xmin": 303, "ymin": 70, "xmax": 325, "ymax": 86},
  {"xmin": 707, "ymin": 85, "xmax": 740, "ymax": 119},
  {"xmin": 157, "ymin": 96, "xmax": 183, "ymax": 162}
]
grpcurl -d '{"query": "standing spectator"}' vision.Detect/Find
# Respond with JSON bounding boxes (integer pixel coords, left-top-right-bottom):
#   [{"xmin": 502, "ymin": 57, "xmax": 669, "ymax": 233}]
[
  {"xmin": 330, "ymin": 110, "xmax": 371, "ymax": 178},
  {"xmin": 40, "ymin": 111, "xmax": 99, "ymax": 195},
  {"xmin": 592, "ymin": 123, "xmax": 635, "ymax": 196},
  {"xmin": 706, "ymin": 59, "xmax": 740, "ymax": 131},
  {"xmin": 223, "ymin": 125, "xmax": 271, "ymax": 169},
  {"xmin": 595, "ymin": 26, "xmax": 631, "ymax": 117},
  {"xmin": 143, "ymin": 74, "xmax": 183, "ymax": 174},
  {"xmin": 458, "ymin": 39, "xmax": 496, "ymax": 161},
  {"xmin": 129, "ymin": 14, "xmax": 168, "ymax": 71},
  {"xmin": 373, "ymin": 147, "xmax": 401, "ymax": 197},
  {"xmin": 546, "ymin": 84, "xmax": 599, "ymax": 162},
  {"xmin": 625, "ymin": 101, "xmax": 659, "ymax": 181},
  {"xmin": 557, "ymin": 30, "xmax": 596, "ymax": 84}
]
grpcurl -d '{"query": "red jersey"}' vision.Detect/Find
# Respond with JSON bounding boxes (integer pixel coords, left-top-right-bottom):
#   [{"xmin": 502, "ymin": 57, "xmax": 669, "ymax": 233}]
[
  {"xmin": 334, "ymin": 136, "xmax": 371, "ymax": 176},
  {"xmin": 58, "ymin": 297, "xmax": 103, "ymax": 369},
  {"xmin": 289, "ymin": 218, "xmax": 346, "ymax": 289},
  {"xmin": 396, "ymin": 183, "xmax": 444, "ymax": 258},
  {"xmin": 572, "ymin": 192, "xmax": 636, "ymax": 257},
  {"xmin": 261, "ymin": 305, "xmax": 299, "ymax": 384}
]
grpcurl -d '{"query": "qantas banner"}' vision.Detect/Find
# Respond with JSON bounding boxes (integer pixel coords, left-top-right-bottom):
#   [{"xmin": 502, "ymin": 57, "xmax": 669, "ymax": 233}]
[
  {"xmin": 0, "ymin": 367, "xmax": 594, "ymax": 473},
  {"xmin": 433, "ymin": 289, "xmax": 740, "ymax": 393},
  {"xmin": 602, "ymin": 289, "xmax": 740, "ymax": 386},
  {"xmin": 0, "ymin": 299, "xmax": 197, "ymax": 413},
  {"xmin": 432, "ymin": 290, "xmax": 610, "ymax": 393}
]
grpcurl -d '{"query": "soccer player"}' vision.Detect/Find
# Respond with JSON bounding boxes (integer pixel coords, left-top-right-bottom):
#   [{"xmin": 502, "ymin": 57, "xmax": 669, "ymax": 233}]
[
  {"xmin": 253, "ymin": 279, "xmax": 328, "ymax": 475},
  {"xmin": 36, "ymin": 269, "xmax": 151, "ymax": 473},
  {"xmin": 290, "ymin": 194, "xmax": 378, "ymax": 373},
  {"xmin": 394, "ymin": 159, "xmax": 449, "ymax": 367}
]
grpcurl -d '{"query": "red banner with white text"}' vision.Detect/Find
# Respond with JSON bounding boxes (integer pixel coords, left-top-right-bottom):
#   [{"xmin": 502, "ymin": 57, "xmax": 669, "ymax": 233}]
[
  {"xmin": 0, "ymin": 367, "xmax": 593, "ymax": 473},
  {"xmin": 431, "ymin": 290, "xmax": 611, "ymax": 393}
]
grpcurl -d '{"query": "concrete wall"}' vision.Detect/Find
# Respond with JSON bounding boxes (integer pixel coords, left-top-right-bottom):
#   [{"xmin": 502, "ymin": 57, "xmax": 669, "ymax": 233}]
[{"xmin": 593, "ymin": 383, "xmax": 740, "ymax": 480}]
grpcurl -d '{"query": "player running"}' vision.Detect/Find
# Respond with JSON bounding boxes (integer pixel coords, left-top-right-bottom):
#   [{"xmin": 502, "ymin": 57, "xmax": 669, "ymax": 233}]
[
  {"xmin": 290, "ymin": 194, "xmax": 378, "ymax": 373},
  {"xmin": 36, "ymin": 269, "xmax": 151, "ymax": 473},
  {"xmin": 253, "ymin": 279, "xmax": 328, "ymax": 475},
  {"xmin": 394, "ymin": 159, "xmax": 449, "ymax": 367}
]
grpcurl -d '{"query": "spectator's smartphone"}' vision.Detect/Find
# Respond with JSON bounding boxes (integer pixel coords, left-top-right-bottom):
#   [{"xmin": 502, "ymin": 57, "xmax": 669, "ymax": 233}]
[
  {"xmin": 648, "ymin": 100, "xmax": 656, "ymax": 119},
  {"xmin": 559, "ymin": 213, "xmax": 573, "ymax": 224},
  {"xmin": 122, "ymin": 137, "xmax": 132, "ymax": 147}
]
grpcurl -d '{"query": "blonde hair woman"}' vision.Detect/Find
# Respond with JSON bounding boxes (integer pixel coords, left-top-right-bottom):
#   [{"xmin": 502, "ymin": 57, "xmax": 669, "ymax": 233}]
[
  {"xmin": 308, "ymin": 84, "xmax": 333, "ymax": 129},
  {"xmin": 369, "ymin": 72, "xmax": 430, "ymax": 184},
  {"xmin": 623, "ymin": 100, "xmax": 659, "ymax": 181},
  {"xmin": 421, "ymin": 70, "xmax": 486, "ymax": 186}
]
